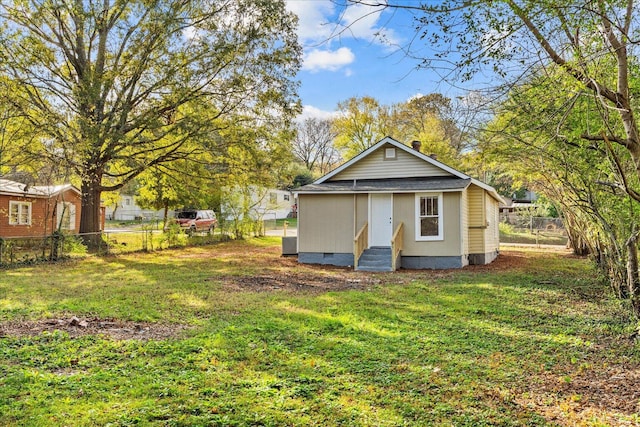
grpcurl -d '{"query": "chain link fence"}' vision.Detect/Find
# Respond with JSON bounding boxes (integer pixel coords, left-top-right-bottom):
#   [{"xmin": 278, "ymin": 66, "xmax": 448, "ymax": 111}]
[
  {"xmin": 499, "ymin": 214, "xmax": 568, "ymax": 246},
  {"xmin": 0, "ymin": 233, "xmax": 83, "ymax": 267},
  {"xmin": 0, "ymin": 228, "xmax": 229, "ymax": 268}
]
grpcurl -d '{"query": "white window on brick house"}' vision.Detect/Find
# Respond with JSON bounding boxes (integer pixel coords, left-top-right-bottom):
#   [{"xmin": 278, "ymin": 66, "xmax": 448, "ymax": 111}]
[
  {"xmin": 415, "ymin": 193, "xmax": 443, "ymax": 241},
  {"xmin": 57, "ymin": 202, "xmax": 76, "ymax": 231},
  {"xmin": 9, "ymin": 201, "xmax": 31, "ymax": 225}
]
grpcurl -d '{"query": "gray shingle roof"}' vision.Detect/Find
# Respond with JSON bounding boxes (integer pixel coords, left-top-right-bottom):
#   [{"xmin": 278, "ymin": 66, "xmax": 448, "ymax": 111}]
[{"xmin": 297, "ymin": 177, "xmax": 471, "ymax": 193}]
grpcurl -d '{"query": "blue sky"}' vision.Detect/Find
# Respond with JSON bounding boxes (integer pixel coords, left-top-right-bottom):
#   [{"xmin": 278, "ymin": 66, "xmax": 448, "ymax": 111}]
[{"xmin": 285, "ymin": 1, "xmax": 464, "ymax": 120}]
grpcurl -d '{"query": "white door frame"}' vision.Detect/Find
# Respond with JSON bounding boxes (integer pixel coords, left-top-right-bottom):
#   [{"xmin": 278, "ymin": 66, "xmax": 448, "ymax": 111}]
[{"xmin": 368, "ymin": 193, "xmax": 393, "ymax": 247}]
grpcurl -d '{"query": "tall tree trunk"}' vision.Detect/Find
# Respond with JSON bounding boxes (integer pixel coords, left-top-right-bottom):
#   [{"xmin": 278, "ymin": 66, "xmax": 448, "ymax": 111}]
[
  {"xmin": 627, "ymin": 230, "xmax": 640, "ymax": 318},
  {"xmin": 79, "ymin": 167, "xmax": 103, "ymax": 247},
  {"xmin": 163, "ymin": 202, "xmax": 169, "ymax": 229}
]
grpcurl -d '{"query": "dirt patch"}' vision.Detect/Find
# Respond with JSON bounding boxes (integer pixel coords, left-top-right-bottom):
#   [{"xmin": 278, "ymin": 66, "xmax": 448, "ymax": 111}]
[
  {"xmin": 516, "ymin": 361, "xmax": 640, "ymax": 424},
  {"xmin": 0, "ymin": 316, "xmax": 189, "ymax": 340},
  {"xmin": 210, "ymin": 251, "xmax": 539, "ymax": 293},
  {"xmin": 469, "ymin": 251, "xmax": 533, "ymax": 271},
  {"xmin": 214, "ymin": 271, "xmax": 383, "ymax": 293}
]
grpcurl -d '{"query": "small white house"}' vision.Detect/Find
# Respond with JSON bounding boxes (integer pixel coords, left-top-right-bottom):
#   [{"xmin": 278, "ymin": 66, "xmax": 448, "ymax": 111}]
[
  {"xmin": 105, "ymin": 194, "xmax": 164, "ymax": 221},
  {"xmin": 295, "ymin": 136, "xmax": 503, "ymax": 271},
  {"xmin": 222, "ymin": 186, "xmax": 295, "ymax": 222}
]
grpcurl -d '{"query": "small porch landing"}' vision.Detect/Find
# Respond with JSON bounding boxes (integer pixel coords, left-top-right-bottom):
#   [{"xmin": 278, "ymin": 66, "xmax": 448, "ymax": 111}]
[{"xmin": 355, "ymin": 247, "xmax": 392, "ymax": 272}]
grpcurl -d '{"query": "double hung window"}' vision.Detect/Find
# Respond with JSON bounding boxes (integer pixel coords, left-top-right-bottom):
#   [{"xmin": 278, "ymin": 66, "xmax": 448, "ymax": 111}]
[
  {"xmin": 415, "ymin": 193, "xmax": 443, "ymax": 240},
  {"xmin": 9, "ymin": 201, "xmax": 31, "ymax": 225}
]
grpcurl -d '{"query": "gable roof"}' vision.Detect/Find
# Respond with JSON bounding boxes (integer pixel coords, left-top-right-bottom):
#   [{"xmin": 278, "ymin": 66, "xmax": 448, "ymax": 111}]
[
  {"xmin": 306, "ymin": 136, "xmax": 503, "ymax": 202},
  {"xmin": 0, "ymin": 179, "xmax": 81, "ymax": 198}
]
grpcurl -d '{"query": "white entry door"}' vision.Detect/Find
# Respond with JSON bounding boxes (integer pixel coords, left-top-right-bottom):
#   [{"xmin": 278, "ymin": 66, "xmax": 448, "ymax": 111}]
[{"xmin": 369, "ymin": 194, "xmax": 393, "ymax": 247}]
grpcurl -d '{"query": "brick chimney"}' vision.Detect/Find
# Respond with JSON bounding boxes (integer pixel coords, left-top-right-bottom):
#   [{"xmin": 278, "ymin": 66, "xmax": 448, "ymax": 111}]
[{"xmin": 411, "ymin": 140, "xmax": 422, "ymax": 152}]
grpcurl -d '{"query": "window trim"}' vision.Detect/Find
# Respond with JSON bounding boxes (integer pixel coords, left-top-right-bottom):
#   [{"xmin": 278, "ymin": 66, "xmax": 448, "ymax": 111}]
[
  {"xmin": 9, "ymin": 201, "xmax": 32, "ymax": 226},
  {"xmin": 415, "ymin": 193, "xmax": 443, "ymax": 241},
  {"xmin": 57, "ymin": 201, "xmax": 76, "ymax": 231}
]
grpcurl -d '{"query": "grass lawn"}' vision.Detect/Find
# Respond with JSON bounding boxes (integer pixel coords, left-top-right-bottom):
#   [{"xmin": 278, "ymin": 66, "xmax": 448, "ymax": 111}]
[
  {"xmin": 0, "ymin": 239, "xmax": 638, "ymax": 426},
  {"xmin": 499, "ymin": 223, "xmax": 568, "ymax": 246}
]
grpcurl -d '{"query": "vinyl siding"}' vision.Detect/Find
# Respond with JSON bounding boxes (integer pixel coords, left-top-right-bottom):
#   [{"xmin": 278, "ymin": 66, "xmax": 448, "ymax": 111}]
[
  {"xmin": 461, "ymin": 189, "xmax": 469, "ymax": 255},
  {"xmin": 298, "ymin": 194, "xmax": 354, "ymax": 253},
  {"xmin": 467, "ymin": 184, "xmax": 485, "ymax": 254},
  {"xmin": 484, "ymin": 196, "xmax": 500, "ymax": 252},
  {"xmin": 393, "ymin": 192, "xmax": 462, "ymax": 257},
  {"xmin": 355, "ymin": 194, "xmax": 368, "ymax": 232},
  {"xmin": 330, "ymin": 144, "xmax": 453, "ymax": 181}
]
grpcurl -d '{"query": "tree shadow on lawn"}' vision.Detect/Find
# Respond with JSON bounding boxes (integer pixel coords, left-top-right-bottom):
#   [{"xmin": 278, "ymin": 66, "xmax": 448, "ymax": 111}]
[
  {"xmin": 2, "ymin": 244, "xmax": 639, "ymax": 425},
  {"xmin": 232, "ymin": 278, "xmax": 639, "ymax": 425}
]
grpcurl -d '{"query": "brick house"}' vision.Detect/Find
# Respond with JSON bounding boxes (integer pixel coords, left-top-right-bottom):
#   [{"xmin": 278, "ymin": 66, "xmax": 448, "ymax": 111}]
[{"xmin": 0, "ymin": 179, "xmax": 82, "ymax": 238}]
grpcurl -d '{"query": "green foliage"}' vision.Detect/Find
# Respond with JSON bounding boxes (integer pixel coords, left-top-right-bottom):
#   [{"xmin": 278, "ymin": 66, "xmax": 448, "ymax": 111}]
[
  {"xmin": 61, "ymin": 235, "xmax": 87, "ymax": 255},
  {"xmin": 0, "ymin": 241, "xmax": 637, "ymax": 425},
  {"xmin": 332, "ymin": 94, "xmax": 467, "ymax": 168},
  {"xmin": 498, "ymin": 222, "xmax": 514, "ymax": 235},
  {"xmin": 292, "ymin": 170, "xmax": 314, "ymax": 188},
  {"xmin": 333, "ymin": 96, "xmax": 389, "ymax": 158},
  {"xmin": 159, "ymin": 222, "xmax": 188, "ymax": 248},
  {"xmin": 0, "ymin": 0, "xmax": 301, "ymax": 233},
  {"xmin": 479, "ymin": 65, "xmax": 640, "ymax": 300}
]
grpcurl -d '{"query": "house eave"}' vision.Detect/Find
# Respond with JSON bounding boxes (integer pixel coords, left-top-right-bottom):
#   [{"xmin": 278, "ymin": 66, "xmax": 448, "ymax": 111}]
[
  {"xmin": 0, "ymin": 184, "xmax": 80, "ymax": 199},
  {"xmin": 315, "ymin": 136, "xmax": 472, "ymax": 184},
  {"xmin": 295, "ymin": 188, "xmax": 466, "ymax": 195}
]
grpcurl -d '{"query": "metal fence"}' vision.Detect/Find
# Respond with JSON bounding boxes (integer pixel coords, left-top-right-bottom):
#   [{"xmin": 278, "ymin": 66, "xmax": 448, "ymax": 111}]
[
  {"xmin": 500, "ymin": 214, "xmax": 565, "ymax": 233},
  {"xmin": 0, "ymin": 229, "xmax": 227, "ymax": 268},
  {"xmin": 0, "ymin": 233, "xmax": 75, "ymax": 266},
  {"xmin": 499, "ymin": 214, "xmax": 568, "ymax": 246}
]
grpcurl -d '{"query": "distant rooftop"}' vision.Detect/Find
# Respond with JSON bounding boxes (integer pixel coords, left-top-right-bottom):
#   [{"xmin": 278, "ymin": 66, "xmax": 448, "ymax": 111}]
[{"xmin": 0, "ymin": 178, "xmax": 77, "ymax": 197}]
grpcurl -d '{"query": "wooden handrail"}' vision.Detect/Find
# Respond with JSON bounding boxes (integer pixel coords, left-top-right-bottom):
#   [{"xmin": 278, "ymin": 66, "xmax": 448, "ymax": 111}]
[
  {"xmin": 391, "ymin": 222, "xmax": 404, "ymax": 271},
  {"xmin": 354, "ymin": 222, "xmax": 368, "ymax": 269}
]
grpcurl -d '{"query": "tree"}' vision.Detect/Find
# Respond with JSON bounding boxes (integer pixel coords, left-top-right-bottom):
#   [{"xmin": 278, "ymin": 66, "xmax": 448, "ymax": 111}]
[
  {"xmin": 0, "ymin": 0, "xmax": 301, "ymax": 242},
  {"xmin": 215, "ymin": 121, "xmax": 294, "ymax": 238},
  {"xmin": 332, "ymin": 94, "xmax": 467, "ymax": 166},
  {"xmin": 332, "ymin": 96, "xmax": 391, "ymax": 158},
  {"xmin": 347, "ymin": 0, "xmax": 640, "ymax": 201},
  {"xmin": 292, "ymin": 118, "xmax": 341, "ymax": 175},
  {"xmin": 480, "ymin": 68, "xmax": 640, "ymax": 313}
]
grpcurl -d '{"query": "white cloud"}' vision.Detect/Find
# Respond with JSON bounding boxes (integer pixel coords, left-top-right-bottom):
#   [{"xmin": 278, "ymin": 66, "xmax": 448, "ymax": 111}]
[
  {"xmin": 286, "ymin": 0, "xmax": 399, "ymax": 47},
  {"xmin": 303, "ymin": 47, "xmax": 355, "ymax": 72},
  {"xmin": 298, "ymin": 105, "xmax": 340, "ymax": 121},
  {"xmin": 340, "ymin": 3, "xmax": 400, "ymax": 47},
  {"xmin": 285, "ymin": 0, "xmax": 335, "ymax": 43}
]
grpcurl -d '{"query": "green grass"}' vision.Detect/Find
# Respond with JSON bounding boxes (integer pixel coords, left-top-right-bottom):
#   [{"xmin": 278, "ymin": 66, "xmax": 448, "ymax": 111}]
[
  {"xmin": 500, "ymin": 224, "xmax": 568, "ymax": 246},
  {"xmin": 276, "ymin": 217, "xmax": 297, "ymax": 228},
  {"xmin": 0, "ymin": 239, "xmax": 638, "ymax": 426}
]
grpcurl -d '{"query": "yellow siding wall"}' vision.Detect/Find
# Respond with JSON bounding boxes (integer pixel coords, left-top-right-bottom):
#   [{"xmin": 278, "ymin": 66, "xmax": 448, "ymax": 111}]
[
  {"xmin": 394, "ymin": 192, "xmax": 462, "ymax": 257},
  {"xmin": 331, "ymin": 144, "xmax": 452, "ymax": 181},
  {"xmin": 467, "ymin": 185, "xmax": 486, "ymax": 253},
  {"xmin": 484, "ymin": 196, "xmax": 500, "ymax": 252},
  {"xmin": 298, "ymin": 194, "xmax": 355, "ymax": 253},
  {"xmin": 460, "ymin": 189, "xmax": 469, "ymax": 255}
]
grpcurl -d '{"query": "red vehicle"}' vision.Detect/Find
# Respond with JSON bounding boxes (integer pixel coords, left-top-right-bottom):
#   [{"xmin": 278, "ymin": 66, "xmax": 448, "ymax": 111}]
[{"xmin": 173, "ymin": 209, "xmax": 217, "ymax": 235}]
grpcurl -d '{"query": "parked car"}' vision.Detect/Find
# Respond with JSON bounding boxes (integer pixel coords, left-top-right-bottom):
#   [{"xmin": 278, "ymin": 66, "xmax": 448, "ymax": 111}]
[{"xmin": 172, "ymin": 209, "xmax": 217, "ymax": 235}]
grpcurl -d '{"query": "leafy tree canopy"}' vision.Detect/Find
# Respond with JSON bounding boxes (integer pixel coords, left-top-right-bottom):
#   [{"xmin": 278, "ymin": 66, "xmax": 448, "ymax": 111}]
[{"xmin": 0, "ymin": 0, "xmax": 301, "ymax": 237}]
